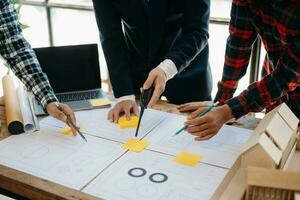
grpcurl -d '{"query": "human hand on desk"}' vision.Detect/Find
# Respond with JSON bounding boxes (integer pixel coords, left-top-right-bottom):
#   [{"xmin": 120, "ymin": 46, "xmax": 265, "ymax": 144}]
[
  {"xmin": 184, "ymin": 104, "xmax": 233, "ymax": 141},
  {"xmin": 46, "ymin": 102, "xmax": 77, "ymax": 135},
  {"xmin": 178, "ymin": 101, "xmax": 213, "ymax": 112},
  {"xmin": 108, "ymin": 100, "xmax": 139, "ymax": 123}
]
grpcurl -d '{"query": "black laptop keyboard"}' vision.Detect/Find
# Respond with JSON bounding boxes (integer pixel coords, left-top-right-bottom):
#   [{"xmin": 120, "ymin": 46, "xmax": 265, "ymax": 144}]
[{"xmin": 56, "ymin": 90, "xmax": 102, "ymax": 102}]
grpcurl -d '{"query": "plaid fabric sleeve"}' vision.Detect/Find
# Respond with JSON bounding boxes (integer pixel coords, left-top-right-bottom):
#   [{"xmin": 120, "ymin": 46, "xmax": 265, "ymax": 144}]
[
  {"xmin": 0, "ymin": 0, "xmax": 57, "ymax": 109},
  {"xmin": 226, "ymin": 7, "xmax": 300, "ymax": 118},
  {"xmin": 214, "ymin": 0, "xmax": 257, "ymax": 104}
]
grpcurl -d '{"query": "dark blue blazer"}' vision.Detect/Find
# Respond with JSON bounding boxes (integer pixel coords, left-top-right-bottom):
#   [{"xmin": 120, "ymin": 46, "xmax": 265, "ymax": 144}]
[{"xmin": 93, "ymin": 0, "xmax": 212, "ymax": 104}]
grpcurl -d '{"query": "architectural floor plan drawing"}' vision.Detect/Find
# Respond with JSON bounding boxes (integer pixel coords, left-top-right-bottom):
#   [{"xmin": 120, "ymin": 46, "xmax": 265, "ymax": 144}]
[
  {"xmin": 40, "ymin": 107, "xmax": 167, "ymax": 142},
  {"xmin": 144, "ymin": 112, "xmax": 253, "ymax": 168},
  {"xmin": 0, "ymin": 108, "xmax": 254, "ymax": 199},
  {"xmin": 83, "ymin": 150, "xmax": 227, "ymax": 200},
  {"xmin": 0, "ymin": 125, "xmax": 126, "ymax": 189}
]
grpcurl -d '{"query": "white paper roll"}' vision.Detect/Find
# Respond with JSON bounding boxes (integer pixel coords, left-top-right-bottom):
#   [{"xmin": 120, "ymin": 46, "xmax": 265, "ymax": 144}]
[{"xmin": 16, "ymin": 86, "xmax": 39, "ymax": 133}]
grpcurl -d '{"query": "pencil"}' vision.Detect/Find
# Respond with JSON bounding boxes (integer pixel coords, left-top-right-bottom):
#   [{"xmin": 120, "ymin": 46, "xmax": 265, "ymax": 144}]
[
  {"xmin": 173, "ymin": 102, "xmax": 218, "ymax": 136},
  {"xmin": 55, "ymin": 103, "xmax": 87, "ymax": 142}
]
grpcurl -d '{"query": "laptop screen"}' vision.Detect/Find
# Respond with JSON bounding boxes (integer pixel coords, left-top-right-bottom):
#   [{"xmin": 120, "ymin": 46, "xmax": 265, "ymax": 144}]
[{"xmin": 34, "ymin": 44, "xmax": 101, "ymax": 94}]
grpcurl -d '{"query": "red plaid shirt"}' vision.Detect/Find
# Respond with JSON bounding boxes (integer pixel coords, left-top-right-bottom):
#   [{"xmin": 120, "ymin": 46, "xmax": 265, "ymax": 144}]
[{"xmin": 214, "ymin": 0, "xmax": 300, "ymax": 118}]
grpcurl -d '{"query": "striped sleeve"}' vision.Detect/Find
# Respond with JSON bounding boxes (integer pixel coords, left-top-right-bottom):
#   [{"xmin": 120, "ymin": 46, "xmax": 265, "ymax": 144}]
[{"xmin": 214, "ymin": 0, "xmax": 257, "ymax": 104}]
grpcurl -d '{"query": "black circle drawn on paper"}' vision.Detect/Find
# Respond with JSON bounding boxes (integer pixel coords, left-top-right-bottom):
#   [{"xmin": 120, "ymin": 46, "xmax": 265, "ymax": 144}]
[
  {"xmin": 128, "ymin": 167, "xmax": 147, "ymax": 178},
  {"xmin": 149, "ymin": 173, "xmax": 168, "ymax": 183}
]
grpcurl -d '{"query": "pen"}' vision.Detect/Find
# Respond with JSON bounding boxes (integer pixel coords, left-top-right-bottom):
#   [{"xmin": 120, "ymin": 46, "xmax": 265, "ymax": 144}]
[
  {"xmin": 55, "ymin": 103, "xmax": 87, "ymax": 142},
  {"xmin": 135, "ymin": 87, "xmax": 154, "ymax": 137},
  {"xmin": 173, "ymin": 102, "xmax": 218, "ymax": 136}
]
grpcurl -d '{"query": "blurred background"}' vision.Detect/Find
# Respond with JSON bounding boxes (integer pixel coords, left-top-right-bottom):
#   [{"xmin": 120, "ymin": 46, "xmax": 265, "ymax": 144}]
[{"xmin": 1, "ymin": 0, "xmax": 266, "ymax": 100}]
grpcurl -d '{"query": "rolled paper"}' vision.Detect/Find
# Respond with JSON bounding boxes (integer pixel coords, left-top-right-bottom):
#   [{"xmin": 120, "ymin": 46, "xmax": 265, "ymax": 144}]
[
  {"xmin": 17, "ymin": 86, "xmax": 39, "ymax": 133},
  {"xmin": 2, "ymin": 75, "xmax": 24, "ymax": 134}
]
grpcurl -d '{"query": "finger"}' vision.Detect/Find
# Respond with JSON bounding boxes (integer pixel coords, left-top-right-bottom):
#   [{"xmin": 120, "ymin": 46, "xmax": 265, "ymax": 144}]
[
  {"xmin": 186, "ymin": 116, "xmax": 207, "ymax": 126},
  {"xmin": 54, "ymin": 109, "xmax": 67, "ymax": 123},
  {"xmin": 191, "ymin": 128, "xmax": 212, "ymax": 138},
  {"xmin": 178, "ymin": 104, "xmax": 200, "ymax": 112},
  {"xmin": 61, "ymin": 104, "xmax": 76, "ymax": 124},
  {"xmin": 177, "ymin": 103, "xmax": 190, "ymax": 110},
  {"xmin": 143, "ymin": 73, "xmax": 155, "ymax": 90},
  {"xmin": 108, "ymin": 109, "xmax": 114, "ymax": 122},
  {"xmin": 113, "ymin": 108, "xmax": 121, "ymax": 123},
  {"xmin": 124, "ymin": 105, "xmax": 131, "ymax": 120},
  {"xmin": 148, "ymin": 82, "xmax": 164, "ymax": 106},
  {"xmin": 195, "ymin": 133, "xmax": 215, "ymax": 141},
  {"xmin": 187, "ymin": 123, "xmax": 211, "ymax": 134},
  {"xmin": 188, "ymin": 107, "xmax": 207, "ymax": 119},
  {"xmin": 132, "ymin": 103, "xmax": 139, "ymax": 116}
]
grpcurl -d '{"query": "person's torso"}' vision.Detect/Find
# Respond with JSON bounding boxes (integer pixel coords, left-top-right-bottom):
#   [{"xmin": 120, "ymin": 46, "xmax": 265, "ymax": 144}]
[{"xmin": 111, "ymin": 0, "xmax": 186, "ymax": 70}]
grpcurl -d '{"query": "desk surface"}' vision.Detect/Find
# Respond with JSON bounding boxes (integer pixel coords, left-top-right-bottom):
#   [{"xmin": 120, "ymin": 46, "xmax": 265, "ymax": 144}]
[{"xmin": 0, "ymin": 97, "xmax": 296, "ymax": 200}]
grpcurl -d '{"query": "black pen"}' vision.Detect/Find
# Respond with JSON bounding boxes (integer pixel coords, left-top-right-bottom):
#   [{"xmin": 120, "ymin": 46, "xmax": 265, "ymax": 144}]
[
  {"xmin": 55, "ymin": 103, "xmax": 87, "ymax": 142},
  {"xmin": 135, "ymin": 87, "xmax": 154, "ymax": 137}
]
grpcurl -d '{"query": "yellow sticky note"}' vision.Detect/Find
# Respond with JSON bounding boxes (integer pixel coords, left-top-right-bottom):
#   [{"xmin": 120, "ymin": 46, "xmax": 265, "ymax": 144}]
[
  {"xmin": 174, "ymin": 151, "xmax": 203, "ymax": 167},
  {"xmin": 122, "ymin": 138, "xmax": 150, "ymax": 153},
  {"xmin": 90, "ymin": 98, "xmax": 111, "ymax": 107},
  {"xmin": 118, "ymin": 115, "xmax": 139, "ymax": 128},
  {"xmin": 60, "ymin": 126, "xmax": 83, "ymax": 136}
]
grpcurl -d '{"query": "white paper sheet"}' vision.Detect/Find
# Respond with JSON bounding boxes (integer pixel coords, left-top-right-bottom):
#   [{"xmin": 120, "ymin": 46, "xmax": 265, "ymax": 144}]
[
  {"xmin": 0, "ymin": 125, "xmax": 126, "ymax": 189},
  {"xmin": 16, "ymin": 86, "xmax": 39, "ymax": 133},
  {"xmin": 40, "ymin": 107, "xmax": 167, "ymax": 143},
  {"xmin": 144, "ymin": 112, "xmax": 253, "ymax": 168},
  {"xmin": 83, "ymin": 150, "xmax": 227, "ymax": 200}
]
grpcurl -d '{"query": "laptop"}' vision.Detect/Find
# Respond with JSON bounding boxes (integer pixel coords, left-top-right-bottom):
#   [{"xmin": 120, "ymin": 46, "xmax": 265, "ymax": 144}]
[{"xmin": 32, "ymin": 44, "xmax": 110, "ymax": 116}]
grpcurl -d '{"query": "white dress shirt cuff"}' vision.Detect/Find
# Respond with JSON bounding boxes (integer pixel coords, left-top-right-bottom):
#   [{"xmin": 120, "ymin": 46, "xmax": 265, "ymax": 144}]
[
  {"xmin": 116, "ymin": 94, "xmax": 136, "ymax": 103},
  {"xmin": 158, "ymin": 59, "xmax": 178, "ymax": 81}
]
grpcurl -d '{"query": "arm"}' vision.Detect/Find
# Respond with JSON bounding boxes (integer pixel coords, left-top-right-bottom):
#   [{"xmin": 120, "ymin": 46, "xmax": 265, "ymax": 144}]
[
  {"xmin": 185, "ymin": 2, "xmax": 300, "ymax": 141},
  {"xmin": 92, "ymin": 0, "xmax": 134, "ymax": 98},
  {"xmin": 0, "ymin": 0, "xmax": 76, "ymax": 134},
  {"xmin": 164, "ymin": 0, "xmax": 210, "ymax": 72},
  {"xmin": 214, "ymin": 0, "xmax": 258, "ymax": 104},
  {"xmin": 144, "ymin": 0, "xmax": 211, "ymax": 105},
  {"xmin": 0, "ymin": 0, "xmax": 57, "ymax": 108},
  {"xmin": 227, "ymin": 32, "xmax": 300, "ymax": 118}
]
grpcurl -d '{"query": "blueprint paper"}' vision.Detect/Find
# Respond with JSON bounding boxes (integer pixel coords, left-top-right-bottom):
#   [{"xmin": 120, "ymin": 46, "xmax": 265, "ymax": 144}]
[
  {"xmin": 145, "ymin": 112, "xmax": 252, "ymax": 168},
  {"xmin": 0, "ymin": 125, "xmax": 126, "ymax": 189},
  {"xmin": 83, "ymin": 150, "xmax": 227, "ymax": 200},
  {"xmin": 40, "ymin": 107, "xmax": 167, "ymax": 143}
]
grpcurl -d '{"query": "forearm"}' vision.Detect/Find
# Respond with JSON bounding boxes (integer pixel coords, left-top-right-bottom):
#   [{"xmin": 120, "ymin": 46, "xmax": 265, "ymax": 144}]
[
  {"xmin": 214, "ymin": 0, "xmax": 257, "ymax": 103},
  {"xmin": 0, "ymin": 1, "xmax": 57, "ymax": 108},
  {"xmin": 226, "ymin": 51, "xmax": 300, "ymax": 118}
]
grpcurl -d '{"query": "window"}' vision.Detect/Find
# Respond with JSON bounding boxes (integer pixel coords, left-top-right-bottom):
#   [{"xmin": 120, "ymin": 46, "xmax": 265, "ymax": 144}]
[{"xmin": 2, "ymin": 0, "xmax": 261, "ymax": 101}]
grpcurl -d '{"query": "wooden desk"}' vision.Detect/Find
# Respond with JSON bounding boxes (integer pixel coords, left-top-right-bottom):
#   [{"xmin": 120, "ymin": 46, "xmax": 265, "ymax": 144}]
[{"xmin": 0, "ymin": 98, "xmax": 297, "ymax": 199}]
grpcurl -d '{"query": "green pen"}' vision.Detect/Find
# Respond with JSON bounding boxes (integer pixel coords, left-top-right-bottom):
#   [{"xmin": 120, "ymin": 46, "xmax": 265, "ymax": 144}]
[{"xmin": 173, "ymin": 102, "xmax": 218, "ymax": 136}]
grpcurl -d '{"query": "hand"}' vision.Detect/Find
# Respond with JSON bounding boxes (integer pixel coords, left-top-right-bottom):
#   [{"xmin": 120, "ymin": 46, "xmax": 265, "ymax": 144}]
[
  {"xmin": 178, "ymin": 101, "xmax": 213, "ymax": 112},
  {"xmin": 46, "ymin": 102, "xmax": 77, "ymax": 135},
  {"xmin": 185, "ymin": 104, "xmax": 233, "ymax": 141},
  {"xmin": 108, "ymin": 100, "xmax": 139, "ymax": 123},
  {"xmin": 143, "ymin": 67, "xmax": 167, "ymax": 107}
]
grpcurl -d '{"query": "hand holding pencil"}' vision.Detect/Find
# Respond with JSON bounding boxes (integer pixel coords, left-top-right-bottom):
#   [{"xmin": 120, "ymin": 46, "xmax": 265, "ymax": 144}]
[{"xmin": 177, "ymin": 102, "xmax": 234, "ymax": 141}]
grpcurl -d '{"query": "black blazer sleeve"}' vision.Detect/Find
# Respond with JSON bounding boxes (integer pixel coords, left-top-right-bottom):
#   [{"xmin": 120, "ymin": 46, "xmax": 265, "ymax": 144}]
[
  {"xmin": 92, "ymin": 0, "xmax": 134, "ymax": 98},
  {"xmin": 165, "ymin": 0, "xmax": 210, "ymax": 72}
]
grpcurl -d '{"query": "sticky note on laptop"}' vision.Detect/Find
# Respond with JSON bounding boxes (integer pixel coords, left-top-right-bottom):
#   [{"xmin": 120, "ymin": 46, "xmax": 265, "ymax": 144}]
[
  {"xmin": 174, "ymin": 151, "xmax": 203, "ymax": 167},
  {"xmin": 122, "ymin": 138, "xmax": 150, "ymax": 153},
  {"xmin": 60, "ymin": 126, "xmax": 83, "ymax": 136},
  {"xmin": 118, "ymin": 115, "xmax": 139, "ymax": 128},
  {"xmin": 90, "ymin": 98, "xmax": 111, "ymax": 107}
]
